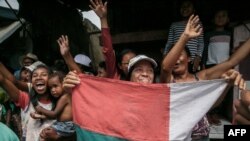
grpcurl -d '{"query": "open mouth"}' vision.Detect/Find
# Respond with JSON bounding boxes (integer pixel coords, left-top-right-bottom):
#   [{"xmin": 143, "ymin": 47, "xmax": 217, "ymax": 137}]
[{"xmin": 35, "ymin": 81, "xmax": 46, "ymax": 91}]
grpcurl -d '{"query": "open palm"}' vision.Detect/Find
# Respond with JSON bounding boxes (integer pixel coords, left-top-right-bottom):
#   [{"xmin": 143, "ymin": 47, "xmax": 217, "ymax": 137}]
[
  {"xmin": 184, "ymin": 15, "xmax": 202, "ymax": 38},
  {"xmin": 57, "ymin": 35, "xmax": 70, "ymax": 56},
  {"xmin": 89, "ymin": 0, "xmax": 107, "ymax": 18}
]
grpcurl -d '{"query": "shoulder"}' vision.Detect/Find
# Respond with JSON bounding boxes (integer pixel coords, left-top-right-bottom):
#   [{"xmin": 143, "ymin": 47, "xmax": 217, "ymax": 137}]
[{"xmin": 59, "ymin": 94, "xmax": 71, "ymax": 102}]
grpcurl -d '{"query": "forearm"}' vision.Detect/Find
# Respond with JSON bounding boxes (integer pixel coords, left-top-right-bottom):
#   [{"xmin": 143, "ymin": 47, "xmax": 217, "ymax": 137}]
[
  {"xmin": 39, "ymin": 108, "xmax": 57, "ymax": 119},
  {"xmin": 0, "ymin": 62, "xmax": 15, "ymax": 82},
  {"xmin": 229, "ymin": 38, "xmax": 250, "ymax": 66},
  {"xmin": 100, "ymin": 17, "xmax": 108, "ymax": 28},
  {"xmin": 15, "ymin": 81, "xmax": 30, "ymax": 92},
  {"xmin": 0, "ymin": 78, "xmax": 20, "ymax": 102},
  {"xmin": 102, "ymin": 28, "xmax": 118, "ymax": 78},
  {"xmin": 62, "ymin": 53, "xmax": 81, "ymax": 73},
  {"xmin": 204, "ymin": 38, "xmax": 250, "ymax": 80},
  {"xmin": 162, "ymin": 33, "xmax": 189, "ymax": 72},
  {"xmin": 0, "ymin": 63, "xmax": 29, "ymax": 92}
]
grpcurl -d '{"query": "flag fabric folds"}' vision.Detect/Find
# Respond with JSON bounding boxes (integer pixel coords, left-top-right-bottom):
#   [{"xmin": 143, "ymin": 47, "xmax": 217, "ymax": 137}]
[{"xmin": 72, "ymin": 74, "xmax": 227, "ymax": 141}]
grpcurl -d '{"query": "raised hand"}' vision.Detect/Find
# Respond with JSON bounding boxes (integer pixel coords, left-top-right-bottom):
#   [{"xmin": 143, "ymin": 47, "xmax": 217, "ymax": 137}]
[
  {"xmin": 89, "ymin": 0, "xmax": 107, "ymax": 18},
  {"xmin": 221, "ymin": 69, "xmax": 246, "ymax": 90},
  {"xmin": 184, "ymin": 15, "xmax": 203, "ymax": 39},
  {"xmin": 63, "ymin": 71, "xmax": 80, "ymax": 93},
  {"xmin": 57, "ymin": 35, "xmax": 70, "ymax": 57}
]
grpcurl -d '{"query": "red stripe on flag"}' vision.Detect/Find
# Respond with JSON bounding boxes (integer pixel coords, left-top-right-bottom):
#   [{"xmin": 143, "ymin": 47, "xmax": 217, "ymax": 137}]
[{"xmin": 72, "ymin": 74, "xmax": 170, "ymax": 141}]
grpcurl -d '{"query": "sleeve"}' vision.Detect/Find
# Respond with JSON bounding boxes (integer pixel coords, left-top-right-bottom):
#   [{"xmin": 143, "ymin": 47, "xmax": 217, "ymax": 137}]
[
  {"xmin": 14, "ymin": 91, "xmax": 30, "ymax": 110},
  {"xmin": 102, "ymin": 28, "xmax": 119, "ymax": 79},
  {"xmin": 163, "ymin": 23, "xmax": 174, "ymax": 55}
]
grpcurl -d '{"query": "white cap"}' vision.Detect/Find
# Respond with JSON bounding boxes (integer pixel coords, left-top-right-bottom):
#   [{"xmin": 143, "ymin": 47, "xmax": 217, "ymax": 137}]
[
  {"xmin": 74, "ymin": 54, "xmax": 91, "ymax": 67},
  {"xmin": 128, "ymin": 55, "xmax": 157, "ymax": 72},
  {"xmin": 25, "ymin": 61, "xmax": 45, "ymax": 72}
]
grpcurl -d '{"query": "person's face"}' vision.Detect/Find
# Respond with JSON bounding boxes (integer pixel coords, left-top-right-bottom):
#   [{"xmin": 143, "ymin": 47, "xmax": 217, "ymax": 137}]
[
  {"xmin": 48, "ymin": 76, "xmax": 63, "ymax": 98},
  {"xmin": 20, "ymin": 69, "xmax": 31, "ymax": 82},
  {"xmin": 180, "ymin": 1, "xmax": 195, "ymax": 18},
  {"xmin": 130, "ymin": 60, "xmax": 154, "ymax": 84},
  {"xmin": 22, "ymin": 58, "xmax": 34, "ymax": 67},
  {"xmin": 119, "ymin": 52, "xmax": 136, "ymax": 75},
  {"xmin": 214, "ymin": 10, "xmax": 229, "ymax": 27},
  {"xmin": 32, "ymin": 67, "xmax": 49, "ymax": 94},
  {"xmin": 173, "ymin": 50, "xmax": 190, "ymax": 75},
  {"xmin": 97, "ymin": 67, "xmax": 107, "ymax": 78}
]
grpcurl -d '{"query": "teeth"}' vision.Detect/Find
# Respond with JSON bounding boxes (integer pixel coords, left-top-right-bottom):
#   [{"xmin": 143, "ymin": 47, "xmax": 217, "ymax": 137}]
[
  {"xmin": 37, "ymin": 85, "xmax": 45, "ymax": 90},
  {"xmin": 139, "ymin": 78, "xmax": 150, "ymax": 83},
  {"xmin": 36, "ymin": 82, "xmax": 44, "ymax": 85}
]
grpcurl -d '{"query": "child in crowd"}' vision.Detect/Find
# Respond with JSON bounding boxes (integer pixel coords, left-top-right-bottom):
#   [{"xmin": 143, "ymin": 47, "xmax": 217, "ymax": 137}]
[
  {"xmin": 31, "ymin": 71, "xmax": 75, "ymax": 141},
  {"xmin": 74, "ymin": 54, "xmax": 94, "ymax": 75},
  {"xmin": 203, "ymin": 9, "xmax": 233, "ymax": 125},
  {"xmin": 203, "ymin": 9, "xmax": 232, "ymax": 69},
  {"xmin": 15, "ymin": 53, "xmax": 38, "ymax": 80},
  {"xmin": 96, "ymin": 61, "xmax": 107, "ymax": 78},
  {"xmin": 0, "ymin": 64, "xmax": 56, "ymax": 141},
  {"xmin": 19, "ymin": 67, "xmax": 32, "ymax": 83},
  {"xmin": 163, "ymin": 0, "xmax": 204, "ymax": 73}
]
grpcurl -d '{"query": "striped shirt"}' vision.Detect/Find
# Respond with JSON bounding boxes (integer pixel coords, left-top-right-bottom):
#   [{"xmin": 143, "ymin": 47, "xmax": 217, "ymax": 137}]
[{"xmin": 163, "ymin": 20, "xmax": 204, "ymax": 61}]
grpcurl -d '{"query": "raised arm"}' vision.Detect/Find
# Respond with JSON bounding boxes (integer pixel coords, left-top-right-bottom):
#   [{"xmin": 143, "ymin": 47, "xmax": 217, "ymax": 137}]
[
  {"xmin": 90, "ymin": 0, "xmax": 119, "ymax": 78},
  {"xmin": 89, "ymin": 0, "xmax": 108, "ymax": 28},
  {"xmin": 160, "ymin": 15, "xmax": 202, "ymax": 82},
  {"xmin": 57, "ymin": 35, "xmax": 81, "ymax": 73},
  {"xmin": 201, "ymin": 38, "xmax": 250, "ymax": 80},
  {"xmin": 0, "ymin": 71, "xmax": 20, "ymax": 102},
  {"xmin": 0, "ymin": 62, "xmax": 29, "ymax": 92}
]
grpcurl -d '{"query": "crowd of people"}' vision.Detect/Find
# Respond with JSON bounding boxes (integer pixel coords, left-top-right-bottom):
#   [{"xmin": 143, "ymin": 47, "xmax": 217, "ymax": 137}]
[{"xmin": 0, "ymin": 0, "xmax": 250, "ymax": 141}]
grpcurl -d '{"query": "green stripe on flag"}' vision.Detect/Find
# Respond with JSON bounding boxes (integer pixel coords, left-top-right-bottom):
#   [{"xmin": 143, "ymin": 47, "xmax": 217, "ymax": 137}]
[{"xmin": 76, "ymin": 126, "xmax": 129, "ymax": 141}]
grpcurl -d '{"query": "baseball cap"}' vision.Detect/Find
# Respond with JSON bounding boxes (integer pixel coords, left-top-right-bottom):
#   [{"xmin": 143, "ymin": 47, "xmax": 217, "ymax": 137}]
[
  {"xmin": 24, "ymin": 53, "xmax": 38, "ymax": 61},
  {"xmin": 19, "ymin": 53, "xmax": 38, "ymax": 66},
  {"xmin": 74, "ymin": 54, "xmax": 92, "ymax": 67},
  {"xmin": 128, "ymin": 55, "xmax": 157, "ymax": 72},
  {"xmin": 25, "ymin": 61, "xmax": 46, "ymax": 72}
]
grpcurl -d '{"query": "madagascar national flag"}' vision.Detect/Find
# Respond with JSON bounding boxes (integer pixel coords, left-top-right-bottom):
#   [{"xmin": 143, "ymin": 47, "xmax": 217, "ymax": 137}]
[{"xmin": 72, "ymin": 74, "xmax": 227, "ymax": 141}]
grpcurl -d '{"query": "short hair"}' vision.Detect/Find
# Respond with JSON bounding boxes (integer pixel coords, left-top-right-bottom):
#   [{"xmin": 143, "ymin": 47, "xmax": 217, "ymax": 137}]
[
  {"xmin": 49, "ymin": 71, "xmax": 66, "ymax": 83},
  {"xmin": 32, "ymin": 64, "xmax": 52, "ymax": 76},
  {"xmin": 117, "ymin": 48, "xmax": 136, "ymax": 64}
]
